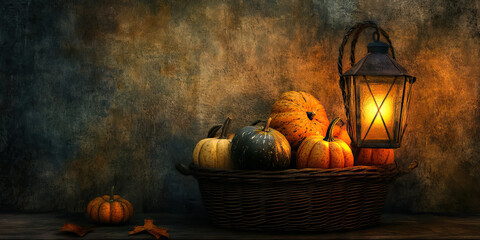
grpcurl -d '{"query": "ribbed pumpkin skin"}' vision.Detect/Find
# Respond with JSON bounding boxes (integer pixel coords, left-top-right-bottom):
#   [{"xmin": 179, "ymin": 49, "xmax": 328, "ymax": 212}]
[
  {"xmin": 87, "ymin": 195, "xmax": 133, "ymax": 225},
  {"xmin": 192, "ymin": 117, "xmax": 234, "ymax": 169},
  {"xmin": 355, "ymin": 148, "xmax": 394, "ymax": 166},
  {"xmin": 333, "ymin": 120, "xmax": 394, "ymax": 166},
  {"xmin": 231, "ymin": 121, "xmax": 291, "ymax": 170},
  {"xmin": 192, "ymin": 138, "xmax": 232, "ymax": 169},
  {"xmin": 296, "ymin": 118, "xmax": 354, "ymax": 169},
  {"xmin": 332, "ymin": 123, "xmax": 394, "ymax": 166},
  {"xmin": 296, "ymin": 136, "xmax": 354, "ymax": 168},
  {"xmin": 270, "ymin": 91, "xmax": 329, "ymax": 149}
]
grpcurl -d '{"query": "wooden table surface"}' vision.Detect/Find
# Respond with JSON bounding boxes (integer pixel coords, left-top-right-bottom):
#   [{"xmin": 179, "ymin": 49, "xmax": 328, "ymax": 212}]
[{"xmin": 1, "ymin": 212, "xmax": 480, "ymax": 239}]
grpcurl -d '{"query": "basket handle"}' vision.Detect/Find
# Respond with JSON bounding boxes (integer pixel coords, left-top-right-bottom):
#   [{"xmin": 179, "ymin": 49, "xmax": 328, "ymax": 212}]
[
  {"xmin": 395, "ymin": 160, "xmax": 418, "ymax": 178},
  {"xmin": 175, "ymin": 163, "xmax": 193, "ymax": 176},
  {"xmin": 250, "ymin": 119, "xmax": 266, "ymax": 126},
  {"xmin": 207, "ymin": 125, "xmax": 223, "ymax": 138}
]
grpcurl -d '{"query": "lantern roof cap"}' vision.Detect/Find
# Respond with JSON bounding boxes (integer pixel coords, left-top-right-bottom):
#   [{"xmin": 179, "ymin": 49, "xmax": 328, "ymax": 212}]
[
  {"xmin": 367, "ymin": 41, "xmax": 389, "ymax": 54},
  {"xmin": 342, "ymin": 48, "xmax": 411, "ymax": 77}
]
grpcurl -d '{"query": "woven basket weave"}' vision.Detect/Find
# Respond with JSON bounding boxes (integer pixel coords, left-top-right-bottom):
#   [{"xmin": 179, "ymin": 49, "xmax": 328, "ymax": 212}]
[{"xmin": 177, "ymin": 162, "xmax": 415, "ymax": 232}]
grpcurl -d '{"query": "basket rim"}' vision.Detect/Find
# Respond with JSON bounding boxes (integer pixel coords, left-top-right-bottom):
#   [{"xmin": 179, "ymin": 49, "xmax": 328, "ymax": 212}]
[{"xmin": 186, "ymin": 162, "xmax": 400, "ymax": 180}]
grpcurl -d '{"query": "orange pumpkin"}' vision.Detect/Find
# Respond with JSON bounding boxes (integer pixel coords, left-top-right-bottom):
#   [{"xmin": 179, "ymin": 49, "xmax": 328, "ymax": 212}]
[
  {"xmin": 355, "ymin": 148, "xmax": 394, "ymax": 166},
  {"xmin": 297, "ymin": 118, "xmax": 354, "ymax": 168},
  {"xmin": 320, "ymin": 118, "xmax": 394, "ymax": 166},
  {"xmin": 270, "ymin": 91, "xmax": 329, "ymax": 149},
  {"xmin": 87, "ymin": 186, "xmax": 133, "ymax": 225},
  {"xmin": 330, "ymin": 121, "xmax": 394, "ymax": 166}
]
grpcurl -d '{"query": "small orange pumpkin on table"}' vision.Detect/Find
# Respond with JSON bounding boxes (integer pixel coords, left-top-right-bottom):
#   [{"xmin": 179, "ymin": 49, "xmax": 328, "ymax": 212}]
[
  {"xmin": 296, "ymin": 117, "xmax": 354, "ymax": 169},
  {"xmin": 87, "ymin": 186, "xmax": 133, "ymax": 225}
]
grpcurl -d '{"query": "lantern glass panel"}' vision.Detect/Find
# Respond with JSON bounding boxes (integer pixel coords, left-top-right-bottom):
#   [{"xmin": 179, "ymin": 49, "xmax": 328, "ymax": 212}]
[
  {"xmin": 358, "ymin": 75, "xmax": 402, "ymax": 142},
  {"xmin": 343, "ymin": 75, "xmax": 411, "ymax": 148},
  {"xmin": 399, "ymin": 76, "xmax": 414, "ymax": 140}
]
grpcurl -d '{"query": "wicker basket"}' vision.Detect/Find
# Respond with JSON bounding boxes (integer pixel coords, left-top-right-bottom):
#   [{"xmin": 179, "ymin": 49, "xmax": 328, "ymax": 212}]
[{"xmin": 176, "ymin": 162, "xmax": 416, "ymax": 232}]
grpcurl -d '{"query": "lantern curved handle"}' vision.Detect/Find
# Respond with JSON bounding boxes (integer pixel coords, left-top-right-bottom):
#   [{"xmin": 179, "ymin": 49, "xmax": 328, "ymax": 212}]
[
  {"xmin": 337, "ymin": 21, "xmax": 397, "ymax": 146},
  {"xmin": 176, "ymin": 163, "xmax": 193, "ymax": 176},
  {"xmin": 394, "ymin": 160, "xmax": 418, "ymax": 178},
  {"xmin": 337, "ymin": 21, "xmax": 396, "ymax": 77}
]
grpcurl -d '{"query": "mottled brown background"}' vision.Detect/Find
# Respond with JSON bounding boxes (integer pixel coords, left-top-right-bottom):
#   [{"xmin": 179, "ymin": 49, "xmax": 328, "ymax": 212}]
[{"xmin": 0, "ymin": 0, "xmax": 479, "ymax": 214}]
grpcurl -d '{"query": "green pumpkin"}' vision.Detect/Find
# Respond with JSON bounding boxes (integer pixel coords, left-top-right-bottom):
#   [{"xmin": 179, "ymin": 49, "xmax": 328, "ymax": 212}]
[{"xmin": 231, "ymin": 118, "xmax": 291, "ymax": 170}]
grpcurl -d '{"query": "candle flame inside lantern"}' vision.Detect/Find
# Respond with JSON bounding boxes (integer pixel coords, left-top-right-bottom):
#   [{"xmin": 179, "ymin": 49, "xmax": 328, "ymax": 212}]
[{"xmin": 361, "ymin": 89, "xmax": 394, "ymax": 140}]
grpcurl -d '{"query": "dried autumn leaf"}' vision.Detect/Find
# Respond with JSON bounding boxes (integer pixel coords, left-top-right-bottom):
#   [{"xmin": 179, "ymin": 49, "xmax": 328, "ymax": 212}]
[
  {"xmin": 59, "ymin": 223, "xmax": 92, "ymax": 237},
  {"xmin": 129, "ymin": 219, "xmax": 169, "ymax": 239}
]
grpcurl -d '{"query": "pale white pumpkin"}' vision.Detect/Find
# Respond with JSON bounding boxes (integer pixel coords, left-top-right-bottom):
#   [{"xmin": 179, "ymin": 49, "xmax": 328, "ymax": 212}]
[
  {"xmin": 192, "ymin": 117, "xmax": 234, "ymax": 169},
  {"xmin": 192, "ymin": 138, "xmax": 232, "ymax": 169}
]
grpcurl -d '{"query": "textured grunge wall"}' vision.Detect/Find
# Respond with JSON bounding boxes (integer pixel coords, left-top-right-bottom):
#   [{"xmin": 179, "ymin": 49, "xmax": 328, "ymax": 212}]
[{"xmin": 0, "ymin": 0, "xmax": 479, "ymax": 213}]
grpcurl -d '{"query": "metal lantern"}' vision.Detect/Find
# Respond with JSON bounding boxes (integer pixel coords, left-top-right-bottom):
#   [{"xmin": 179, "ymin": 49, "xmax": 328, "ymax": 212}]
[{"xmin": 338, "ymin": 21, "xmax": 415, "ymax": 148}]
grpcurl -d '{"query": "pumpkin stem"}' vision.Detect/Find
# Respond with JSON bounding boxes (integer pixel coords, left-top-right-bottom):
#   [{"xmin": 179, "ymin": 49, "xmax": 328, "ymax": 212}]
[
  {"xmin": 110, "ymin": 186, "xmax": 115, "ymax": 202},
  {"xmin": 263, "ymin": 118, "xmax": 272, "ymax": 132},
  {"xmin": 207, "ymin": 124, "xmax": 222, "ymax": 138},
  {"xmin": 219, "ymin": 117, "xmax": 232, "ymax": 139},
  {"xmin": 324, "ymin": 117, "xmax": 340, "ymax": 142},
  {"xmin": 306, "ymin": 111, "xmax": 316, "ymax": 120},
  {"xmin": 250, "ymin": 120, "xmax": 266, "ymax": 126}
]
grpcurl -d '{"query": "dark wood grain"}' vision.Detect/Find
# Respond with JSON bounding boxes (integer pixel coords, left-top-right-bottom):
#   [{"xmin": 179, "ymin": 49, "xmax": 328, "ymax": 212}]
[{"xmin": 1, "ymin": 213, "xmax": 480, "ymax": 239}]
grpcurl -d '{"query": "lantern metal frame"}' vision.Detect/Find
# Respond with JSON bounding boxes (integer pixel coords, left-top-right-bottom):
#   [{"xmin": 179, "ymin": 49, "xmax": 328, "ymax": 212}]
[{"xmin": 338, "ymin": 21, "xmax": 415, "ymax": 149}]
